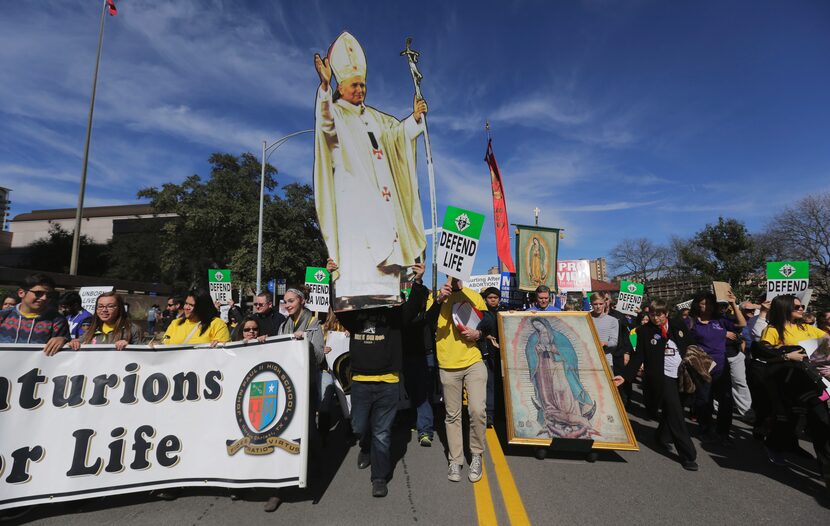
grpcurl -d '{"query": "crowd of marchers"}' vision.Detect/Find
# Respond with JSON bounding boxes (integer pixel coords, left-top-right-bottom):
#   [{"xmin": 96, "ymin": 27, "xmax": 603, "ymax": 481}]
[{"xmin": 2, "ymin": 269, "xmax": 830, "ymax": 512}]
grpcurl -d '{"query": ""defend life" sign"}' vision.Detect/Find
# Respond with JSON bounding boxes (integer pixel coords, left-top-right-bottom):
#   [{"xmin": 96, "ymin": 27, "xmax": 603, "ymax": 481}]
[
  {"xmin": 208, "ymin": 269, "xmax": 232, "ymax": 305},
  {"xmin": 305, "ymin": 267, "xmax": 330, "ymax": 313},
  {"xmin": 437, "ymin": 206, "xmax": 485, "ymax": 281},
  {"xmin": 616, "ymin": 280, "xmax": 644, "ymax": 316},
  {"xmin": 766, "ymin": 261, "xmax": 809, "ymax": 300}
]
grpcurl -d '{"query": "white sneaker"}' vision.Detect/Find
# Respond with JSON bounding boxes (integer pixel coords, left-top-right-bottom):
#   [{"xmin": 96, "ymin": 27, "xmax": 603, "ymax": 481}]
[
  {"xmin": 447, "ymin": 463, "xmax": 462, "ymax": 482},
  {"xmin": 468, "ymin": 454, "xmax": 483, "ymax": 482}
]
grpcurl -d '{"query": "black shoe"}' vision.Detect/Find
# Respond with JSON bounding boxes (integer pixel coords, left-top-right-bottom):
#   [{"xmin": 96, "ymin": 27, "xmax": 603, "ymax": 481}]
[
  {"xmin": 681, "ymin": 460, "xmax": 699, "ymax": 471},
  {"xmin": 655, "ymin": 441, "xmax": 673, "ymax": 453},
  {"xmin": 372, "ymin": 479, "xmax": 388, "ymax": 498},
  {"xmin": 358, "ymin": 450, "xmax": 371, "ymax": 470}
]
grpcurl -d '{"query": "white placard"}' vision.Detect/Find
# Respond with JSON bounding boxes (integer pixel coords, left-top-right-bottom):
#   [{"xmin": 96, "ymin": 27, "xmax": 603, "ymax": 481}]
[
  {"xmin": 0, "ymin": 338, "xmax": 309, "ymax": 511},
  {"xmin": 324, "ymin": 331, "xmax": 349, "ymax": 371},
  {"xmin": 465, "ymin": 274, "xmax": 502, "ymax": 292},
  {"xmin": 556, "ymin": 260, "xmax": 592, "ymax": 292}
]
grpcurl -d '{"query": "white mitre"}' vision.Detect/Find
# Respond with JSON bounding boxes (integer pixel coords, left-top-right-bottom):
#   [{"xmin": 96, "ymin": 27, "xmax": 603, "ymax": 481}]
[{"xmin": 328, "ymin": 31, "xmax": 367, "ymax": 82}]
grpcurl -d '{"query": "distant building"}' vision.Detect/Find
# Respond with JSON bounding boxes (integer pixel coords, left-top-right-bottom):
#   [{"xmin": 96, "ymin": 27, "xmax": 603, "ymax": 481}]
[
  {"xmin": 589, "ymin": 257, "xmax": 607, "ymax": 282},
  {"xmin": 0, "ymin": 187, "xmax": 10, "ymax": 231},
  {"xmin": 9, "ymin": 204, "xmax": 174, "ymax": 247}
]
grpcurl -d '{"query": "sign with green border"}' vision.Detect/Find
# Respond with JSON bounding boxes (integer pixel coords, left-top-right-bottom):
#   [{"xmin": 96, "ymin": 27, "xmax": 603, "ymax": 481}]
[
  {"xmin": 437, "ymin": 206, "xmax": 485, "ymax": 281},
  {"xmin": 304, "ymin": 267, "xmax": 330, "ymax": 313}
]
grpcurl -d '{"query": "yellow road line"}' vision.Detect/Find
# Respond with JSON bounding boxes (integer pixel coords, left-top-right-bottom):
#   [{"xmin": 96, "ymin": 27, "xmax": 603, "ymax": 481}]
[
  {"xmin": 473, "ymin": 462, "xmax": 498, "ymax": 526},
  {"xmin": 486, "ymin": 428, "xmax": 531, "ymax": 526}
]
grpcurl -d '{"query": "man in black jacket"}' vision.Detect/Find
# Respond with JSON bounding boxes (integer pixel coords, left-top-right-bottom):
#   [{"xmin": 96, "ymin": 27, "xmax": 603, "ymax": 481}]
[
  {"xmin": 477, "ymin": 287, "xmax": 506, "ymax": 428},
  {"xmin": 626, "ymin": 299, "xmax": 698, "ymax": 471},
  {"xmin": 331, "ymin": 261, "xmax": 427, "ymax": 498},
  {"xmin": 252, "ymin": 291, "xmax": 286, "ymax": 336}
]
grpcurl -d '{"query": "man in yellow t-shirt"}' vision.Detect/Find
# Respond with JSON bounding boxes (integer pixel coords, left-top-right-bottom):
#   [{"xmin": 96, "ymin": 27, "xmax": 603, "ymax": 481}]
[{"xmin": 428, "ymin": 277, "xmax": 488, "ymax": 483}]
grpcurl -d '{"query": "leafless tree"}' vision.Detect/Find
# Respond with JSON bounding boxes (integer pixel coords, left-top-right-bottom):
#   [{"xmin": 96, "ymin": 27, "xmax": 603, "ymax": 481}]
[
  {"xmin": 609, "ymin": 238, "xmax": 671, "ymax": 283},
  {"xmin": 764, "ymin": 192, "xmax": 830, "ymax": 300}
]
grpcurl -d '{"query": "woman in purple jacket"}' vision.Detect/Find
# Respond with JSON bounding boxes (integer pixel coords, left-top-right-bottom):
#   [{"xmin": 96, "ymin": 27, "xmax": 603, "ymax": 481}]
[{"xmin": 689, "ymin": 290, "xmax": 745, "ymax": 444}]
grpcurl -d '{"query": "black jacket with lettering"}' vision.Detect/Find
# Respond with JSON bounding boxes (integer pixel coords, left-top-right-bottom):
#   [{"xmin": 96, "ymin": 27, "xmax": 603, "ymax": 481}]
[{"xmin": 338, "ymin": 283, "xmax": 427, "ymax": 376}]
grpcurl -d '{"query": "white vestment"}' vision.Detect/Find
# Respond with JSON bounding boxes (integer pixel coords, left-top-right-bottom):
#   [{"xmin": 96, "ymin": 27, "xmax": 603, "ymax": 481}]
[{"xmin": 313, "ymin": 86, "xmax": 426, "ymax": 298}]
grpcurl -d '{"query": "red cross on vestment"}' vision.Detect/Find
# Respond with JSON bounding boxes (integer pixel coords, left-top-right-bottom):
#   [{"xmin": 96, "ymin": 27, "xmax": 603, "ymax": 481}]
[
  {"xmin": 372, "ymin": 148, "xmax": 384, "ymax": 160},
  {"xmin": 381, "ymin": 186, "xmax": 392, "ymax": 201}
]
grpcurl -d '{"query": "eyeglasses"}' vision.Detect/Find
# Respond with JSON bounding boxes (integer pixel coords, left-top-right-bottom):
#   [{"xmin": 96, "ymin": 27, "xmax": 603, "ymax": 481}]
[
  {"xmin": 794, "ymin": 305, "xmax": 805, "ymax": 311},
  {"xmin": 27, "ymin": 289, "xmax": 49, "ymax": 299},
  {"xmin": 253, "ymin": 303, "xmax": 266, "ymax": 307},
  {"xmin": 242, "ymin": 327, "xmax": 258, "ymax": 333},
  {"xmin": 96, "ymin": 305, "xmax": 118, "ymax": 311}
]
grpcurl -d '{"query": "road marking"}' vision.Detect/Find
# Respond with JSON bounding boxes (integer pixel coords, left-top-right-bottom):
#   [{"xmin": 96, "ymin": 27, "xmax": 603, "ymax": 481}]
[
  {"xmin": 473, "ymin": 462, "xmax": 498, "ymax": 526},
  {"xmin": 486, "ymin": 428, "xmax": 531, "ymax": 526}
]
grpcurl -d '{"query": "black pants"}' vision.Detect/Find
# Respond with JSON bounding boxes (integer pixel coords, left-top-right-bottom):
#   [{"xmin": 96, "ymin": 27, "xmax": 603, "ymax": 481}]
[
  {"xmin": 657, "ymin": 376, "xmax": 697, "ymax": 462},
  {"xmin": 765, "ymin": 365, "xmax": 830, "ymax": 480},
  {"xmin": 613, "ymin": 354, "xmax": 632, "ymax": 406},
  {"xmin": 694, "ymin": 361, "xmax": 734, "ymax": 436}
]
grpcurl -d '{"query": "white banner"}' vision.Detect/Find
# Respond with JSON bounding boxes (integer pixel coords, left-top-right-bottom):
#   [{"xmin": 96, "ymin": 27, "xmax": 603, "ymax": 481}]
[{"xmin": 0, "ymin": 338, "xmax": 310, "ymax": 511}]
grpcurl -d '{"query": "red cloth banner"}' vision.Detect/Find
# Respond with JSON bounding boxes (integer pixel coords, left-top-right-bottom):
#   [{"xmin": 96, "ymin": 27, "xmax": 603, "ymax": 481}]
[
  {"xmin": 485, "ymin": 139, "xmax": 516, "ymax": 273},
  {"xmin": 106, "ymin": 0, "xmax": 118, "ymax": 16}
]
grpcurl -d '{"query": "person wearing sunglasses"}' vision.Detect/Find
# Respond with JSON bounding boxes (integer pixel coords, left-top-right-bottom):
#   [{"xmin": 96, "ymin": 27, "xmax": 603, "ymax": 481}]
[
  {"xmin": 251, "ymin": 291, "xmax": 286, "ymax": 337},
  {"xmin": 0, "ymin": 273, "xmax": 69, "ymax": 355},
  {"xmin": 68, "ymin": 292, "xmax": 143, "ymax": 351},
  {"xmin": 760, "ymin": 294, "xmax": 830, "ymax": 489},
  {"xmin": 233, "ymin": 316, "xmax": 267, "ymax": 344}
]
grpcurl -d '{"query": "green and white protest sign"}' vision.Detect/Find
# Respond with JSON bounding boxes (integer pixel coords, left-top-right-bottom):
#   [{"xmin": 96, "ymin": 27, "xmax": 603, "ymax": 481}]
[
  {"xmin": 305, "ymin": 267, "xmax": 330, "ymax": 313},
  {"xmin": 208, "ymin": 269, "xmax": 232, "ymax": 305},
  {"xmin": 437, "ymin": 206, "xmax": 485, "ymax": 281},
  {"xmin": 616, "ymin": 280, "xmax": 644, "ymax": 316},
  {"xmin": 766, "ymin": 261, "xmax": 809, "ymax": 300}
]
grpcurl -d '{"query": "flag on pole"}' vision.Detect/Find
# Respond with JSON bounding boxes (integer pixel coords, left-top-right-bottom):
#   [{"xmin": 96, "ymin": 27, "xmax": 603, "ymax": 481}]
[
  {"xmin": 485, "ymin": 139, "xmax": 516, "ymax": 273},
  {"xmin": 106, "ymin": 0, "xmax": 118, "ymax": 16}
]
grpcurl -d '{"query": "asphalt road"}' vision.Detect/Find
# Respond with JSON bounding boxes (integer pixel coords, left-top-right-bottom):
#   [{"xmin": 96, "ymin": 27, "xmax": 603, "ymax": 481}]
[{"xmin": 4, "ymin": 388, "xmax": 829, "ymax": 526}]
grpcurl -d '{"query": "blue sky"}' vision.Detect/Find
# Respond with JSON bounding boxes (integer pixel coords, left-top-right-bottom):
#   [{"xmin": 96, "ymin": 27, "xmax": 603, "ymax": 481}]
[{"xmin": 1, "ymin": 0, "xmax": 829, "ymax": 279}]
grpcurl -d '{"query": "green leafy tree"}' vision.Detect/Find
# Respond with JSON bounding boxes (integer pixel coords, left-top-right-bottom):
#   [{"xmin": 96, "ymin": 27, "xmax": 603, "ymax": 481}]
[
  {"xmin": 677, "ymin": 217, "xmax": 763, "ymax": 294},
  {"xmin": 23, "ymin": 224, "xmax": 108, "ymax": 275},
  {"xmin": 105, "ymin": 218, "xmax": 168, "ymax": 283},
  {"xmin": 138, "ymin": 152, "xmax": 326, "ymax": 291}
]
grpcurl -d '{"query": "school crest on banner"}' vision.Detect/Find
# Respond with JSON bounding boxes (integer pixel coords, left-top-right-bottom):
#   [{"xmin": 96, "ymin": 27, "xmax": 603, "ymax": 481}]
[{"xmin": 515, "ymin": 225, "xmax": 560, "ymax": 292}]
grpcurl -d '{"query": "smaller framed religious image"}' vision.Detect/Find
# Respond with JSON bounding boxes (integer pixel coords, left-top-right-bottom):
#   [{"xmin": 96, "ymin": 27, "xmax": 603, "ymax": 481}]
[{"xmin": 497, "ymin": 311, "xmax": 638, "ymax": 451}]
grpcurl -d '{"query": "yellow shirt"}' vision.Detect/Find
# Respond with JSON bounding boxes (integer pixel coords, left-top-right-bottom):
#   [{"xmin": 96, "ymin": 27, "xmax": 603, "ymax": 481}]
[
  {"xmin": 163, "ymin": 317, "xmax": 230, "ymax": 345},
  {"xmin": 101, "ymin": 323, "xmax": 115, "ymax": 334},
  {"xmin": 433, "ymin": 287, "xmax": 487, "ymax": 370},
  {"xmin": 352, "ymin": 372, "xmax": 400, "ymax": 384},
  {"xmin": 762, "ymin": 323, "xmax": 826, "ymax": 346}
]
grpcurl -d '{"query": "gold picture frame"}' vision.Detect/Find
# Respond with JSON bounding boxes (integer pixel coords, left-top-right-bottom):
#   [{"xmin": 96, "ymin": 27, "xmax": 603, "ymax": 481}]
[{"xmin": 497, "ymin": 311, "xmax": 638, "ymax": 451}]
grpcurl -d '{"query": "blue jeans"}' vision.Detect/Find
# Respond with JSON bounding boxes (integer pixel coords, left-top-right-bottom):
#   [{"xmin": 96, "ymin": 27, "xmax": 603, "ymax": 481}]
[{"xmin": 351, "ymin": 381, "xmax": 399, "ymax": 482}]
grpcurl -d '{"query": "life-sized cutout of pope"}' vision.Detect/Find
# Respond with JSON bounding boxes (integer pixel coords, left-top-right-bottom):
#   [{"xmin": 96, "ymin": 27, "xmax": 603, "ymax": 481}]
[{"xmin": 313, "ymin": 31, "xmax": 428, "ymax": 311}]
